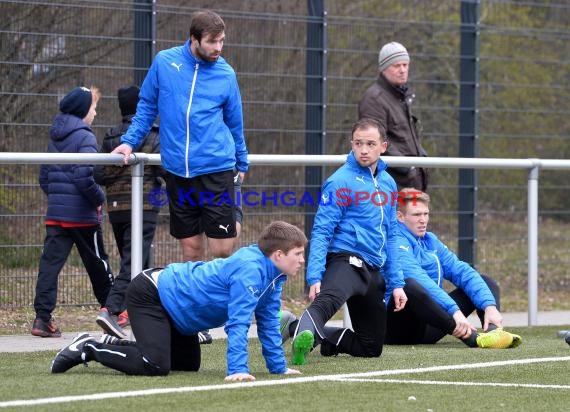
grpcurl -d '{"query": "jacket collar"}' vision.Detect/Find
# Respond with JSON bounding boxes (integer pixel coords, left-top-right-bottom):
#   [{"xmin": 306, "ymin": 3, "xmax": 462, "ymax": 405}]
[
  {"xmin": 377, "ymin": 72, "xmax": 409, "ymax": 99},
  {"xmin": 398, "ymin": 221, "xmax": 429, "ymax": 245},
  {"xmin": 346, "ymin": 151, "xmax": 387, "ymax": 177},
  {"xmin": 183, "ymin": 39, "xmax": 217, "ymax": 67}
]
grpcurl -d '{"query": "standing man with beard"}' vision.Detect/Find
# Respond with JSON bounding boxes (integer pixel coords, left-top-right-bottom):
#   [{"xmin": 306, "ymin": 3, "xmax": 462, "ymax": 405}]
[
  {"xmin": 113, "ymin": 9, "xmax": 247, "ymax": 262},
  {"xmin": 359, "ymin": 42, "xmax": 428, "ymax": 191},
  {"xmin": 112, "ymin": 9, "xmax": 248, "ymax": 344}
]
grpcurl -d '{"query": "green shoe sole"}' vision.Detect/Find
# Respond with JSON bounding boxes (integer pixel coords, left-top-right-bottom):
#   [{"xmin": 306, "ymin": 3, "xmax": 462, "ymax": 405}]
[{"xmin": 292, "ymin": 330, "xmax": 314, "ymax": 365}]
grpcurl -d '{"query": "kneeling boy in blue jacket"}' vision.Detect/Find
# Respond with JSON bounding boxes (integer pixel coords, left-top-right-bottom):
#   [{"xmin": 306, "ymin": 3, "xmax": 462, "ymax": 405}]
[{"xmin": 51, "ymin": 221, "xmax": 306, "ymax": 381}]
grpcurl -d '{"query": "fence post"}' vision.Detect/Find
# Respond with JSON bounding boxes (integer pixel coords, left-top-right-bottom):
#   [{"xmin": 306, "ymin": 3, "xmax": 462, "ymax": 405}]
[
  {"xmin": 134, "ymin": 0, "xmax": 156, "ymax": 85},
  {"xmin": 305, "ymin": 0, "xmax": 327, "ymax": 249},
  {"xmin": 527, "ymin": 163, "xmax": 539, "ymax": 326},
  {"xmin": 458, "ymin": 0, "xmax": 480, "ymax": 266},
  {"xmin": 130, "ymin": 157, "xmax": 145, "ymax": 279}
]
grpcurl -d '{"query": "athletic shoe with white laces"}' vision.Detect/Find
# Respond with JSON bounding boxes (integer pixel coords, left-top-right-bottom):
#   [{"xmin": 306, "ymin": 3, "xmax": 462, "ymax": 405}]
[
  {"xmin": 279, "ymin": 310, "xmax": 297, "ymax": 344},
  {"xmin": 51, "ymin": 333, "xmax": 95, "ymax": 373}
]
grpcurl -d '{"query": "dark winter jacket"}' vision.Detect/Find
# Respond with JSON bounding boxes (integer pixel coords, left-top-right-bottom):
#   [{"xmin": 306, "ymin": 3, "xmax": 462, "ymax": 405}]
[
  {"xmin": 39, "ymin": 113, "xmax": 105, "ymax": 224},
  {"xmin": 358, "ymin": 73, "xmax": 429, "ymax": 191},
  {"xmin": 94, "ymin": 115, "xmax": 163, "ymax": 223}
]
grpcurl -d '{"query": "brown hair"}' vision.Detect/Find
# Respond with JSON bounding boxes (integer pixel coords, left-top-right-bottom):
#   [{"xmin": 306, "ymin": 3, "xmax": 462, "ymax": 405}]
[
  {"xmin": 258, "ymin": 221, "xmax": 307, "ymax": 256},
  {"xmin": 396, "ymin": 187, "xmax": 430, "ymax": 213},
  {"xmin": 189, "ymin": 10, "xmax": 225, "ymax": 42},
  {"xmin": 351, "ymin": 118, "xmax": 387, "ymax": 142}
]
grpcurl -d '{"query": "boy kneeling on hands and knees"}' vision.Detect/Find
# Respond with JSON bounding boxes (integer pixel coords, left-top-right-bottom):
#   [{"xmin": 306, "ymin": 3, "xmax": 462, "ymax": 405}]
[{"xmin": 51, "ymin": 221, "xmax": 306, "ymax": 381}]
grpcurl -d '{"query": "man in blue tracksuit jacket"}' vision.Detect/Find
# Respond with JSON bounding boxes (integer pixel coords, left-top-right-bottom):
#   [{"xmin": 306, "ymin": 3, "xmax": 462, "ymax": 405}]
[
  {"xmin": 112, "ymin": 10, "xmax": 249, "ymax": 262},
  {"xmin": 289, "ymin": 118, "xmax": 407, "ymax": 366},
  {"xmin": 385, "ymin": 188, "xmax": 520, "ymax": 348},
  {"xmin": 51, "ymin": 221, "xmax": 307, "ymax": 381}
]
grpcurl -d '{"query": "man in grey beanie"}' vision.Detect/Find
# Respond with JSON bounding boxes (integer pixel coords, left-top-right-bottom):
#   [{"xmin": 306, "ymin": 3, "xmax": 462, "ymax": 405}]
[{"xmin": 358, "ymin": 41, "xmax": 429, "ymax": 191}]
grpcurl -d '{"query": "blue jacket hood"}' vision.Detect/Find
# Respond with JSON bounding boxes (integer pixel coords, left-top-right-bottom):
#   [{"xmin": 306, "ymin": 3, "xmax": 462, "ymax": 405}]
[
  {"xmin": 50, "ymin": 113, "xmax": 90, "ymax": 142},
  {"xmin": 157, "ymin": 245, "xmax": 288, "ymax": 375}
]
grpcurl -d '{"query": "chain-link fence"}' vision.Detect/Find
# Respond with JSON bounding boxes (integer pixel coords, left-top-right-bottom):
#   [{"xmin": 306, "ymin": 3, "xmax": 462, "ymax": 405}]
[{"xmin": 1, "ymin": 0, "xmax": 570, "ymax": 310}]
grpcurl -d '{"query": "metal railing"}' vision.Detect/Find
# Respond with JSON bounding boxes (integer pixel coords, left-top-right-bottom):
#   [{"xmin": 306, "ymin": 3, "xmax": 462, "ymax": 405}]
[{"xmin": 2, "ymin": 152, "xmax": 568, "ymax": 326}]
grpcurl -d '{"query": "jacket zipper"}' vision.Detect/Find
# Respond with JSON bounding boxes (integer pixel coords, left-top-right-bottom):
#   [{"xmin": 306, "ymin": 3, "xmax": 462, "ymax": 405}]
[
  {"xmin": 258, "ymin": 273, "xmax": 285, "ymax": 300},
  {"xmin": 185, "ymin": 63, "xmax": 199, "ymax": 178},
  {"xmin": 368, "ymin": 167, "xmax": 385, "ymax": 268},
  {"xmin": 419, "ymin": 237, "xmax": 443, "ymax": 287}
]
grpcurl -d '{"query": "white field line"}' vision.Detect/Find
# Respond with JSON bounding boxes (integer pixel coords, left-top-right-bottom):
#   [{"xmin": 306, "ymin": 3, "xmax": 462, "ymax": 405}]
[
  {"xmin": 1, "ymin": 356, "xmax": 570, "ymax": 408},
  {"xmin": 336, "ymin": 378, "xmax": 570, "ymax": 390}
]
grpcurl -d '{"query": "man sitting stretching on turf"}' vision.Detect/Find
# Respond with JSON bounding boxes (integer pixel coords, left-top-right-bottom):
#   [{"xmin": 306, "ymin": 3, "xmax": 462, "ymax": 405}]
[{"xmin": 384, "ymin": 188, "xmax": 521, "ymax": 349}]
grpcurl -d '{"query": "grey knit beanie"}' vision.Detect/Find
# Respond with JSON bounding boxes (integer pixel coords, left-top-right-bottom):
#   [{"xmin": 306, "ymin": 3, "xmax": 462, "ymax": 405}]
[{"xmin": 378, "ymin": 42, "xmax": 410, "ymax": 72}]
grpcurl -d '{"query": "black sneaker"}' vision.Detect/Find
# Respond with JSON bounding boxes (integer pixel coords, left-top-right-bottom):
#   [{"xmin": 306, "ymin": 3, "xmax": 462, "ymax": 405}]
[
  {"xmin": 198, "ymin": 330, "xmax": 213, "ymax": 344},
  {"xmin": 96, "ymin": 308, "xmax": 127, "ymax": 339},
  {"xmin": 31, "ymin": 318, "xmax": 62, "ymax": 338},
  {"xmin": 320, "ymin": 339, "xmax": 339, "ymax": 357},
  {"xmin": 51, "ymin": 333, "xmax": 94, "ymax": 373},
  {"xmin": 565, "ymin": 332, "xmax": 570, "ymax": 346}
]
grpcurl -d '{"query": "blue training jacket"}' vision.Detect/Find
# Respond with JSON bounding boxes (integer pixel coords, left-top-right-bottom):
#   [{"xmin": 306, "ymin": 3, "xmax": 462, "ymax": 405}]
[
  {"xmin": 387, "ymin": 221, "xmax": 497, "ymax": 315},
  {"xmin": 39, "ymin": 113, "xmax": 105, "ymax": 223},
  {"xmin": 121, "ymin": 39, "xmax": 249, "ymax": 178},
  {"xmin": 306, "ymin": 151, "xmax": 405, "ymax": 290},
  {"xmin": 156, "ymin": 245, "xmax": 287, "ymax": 376}
]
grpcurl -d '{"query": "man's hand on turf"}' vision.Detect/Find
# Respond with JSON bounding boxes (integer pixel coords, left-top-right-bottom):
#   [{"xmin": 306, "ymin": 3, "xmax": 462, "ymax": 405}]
[{"xmin": 225, "ymin": 372, "xmax": 255, "ymax": 382}]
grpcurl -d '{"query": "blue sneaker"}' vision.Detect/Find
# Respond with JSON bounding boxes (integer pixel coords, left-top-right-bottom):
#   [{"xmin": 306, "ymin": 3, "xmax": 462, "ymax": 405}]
[{"xmin": 291, "ymin": 330, "xmax": 314, "ymax": 365}]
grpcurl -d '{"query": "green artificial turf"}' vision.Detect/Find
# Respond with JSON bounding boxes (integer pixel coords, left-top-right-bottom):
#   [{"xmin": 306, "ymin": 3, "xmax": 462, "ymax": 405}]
[{"xmin": 0, "ymin": 326, "xmax": 569, "ymax": 411}]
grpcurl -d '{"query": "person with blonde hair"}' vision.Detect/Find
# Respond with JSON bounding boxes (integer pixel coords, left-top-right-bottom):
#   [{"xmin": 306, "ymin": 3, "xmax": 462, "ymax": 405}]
[{"xmin": 385, "ymin": 188, "xmax": 521, "ymax": 349}]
